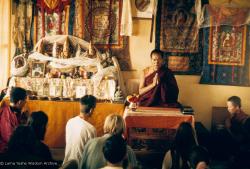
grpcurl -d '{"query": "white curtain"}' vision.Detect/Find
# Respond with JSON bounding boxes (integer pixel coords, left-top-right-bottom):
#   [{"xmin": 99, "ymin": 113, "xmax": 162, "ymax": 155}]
[
  {"xmin": 120, "ymin": 0, "xmax": 133, "ymax": 36},
  {"xmin": 0, "ymin": 0, "xmax": 11, "ymax": 90}
]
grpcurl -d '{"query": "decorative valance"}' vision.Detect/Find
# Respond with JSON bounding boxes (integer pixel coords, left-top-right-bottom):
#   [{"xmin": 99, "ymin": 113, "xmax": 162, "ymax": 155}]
[{"xmin": 197, "ymin": 4, "xmax": 250, "ymax": 28}]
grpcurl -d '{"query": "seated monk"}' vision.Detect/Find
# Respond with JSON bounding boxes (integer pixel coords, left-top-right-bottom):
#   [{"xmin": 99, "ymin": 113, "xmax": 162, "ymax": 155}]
[
  {"xmin": 138, "ymin": 49, "xmax": 179, "ymax": 107},
  {"xmin": 0, "ymin": 87, "xmax": 28, "ymax": 153}
]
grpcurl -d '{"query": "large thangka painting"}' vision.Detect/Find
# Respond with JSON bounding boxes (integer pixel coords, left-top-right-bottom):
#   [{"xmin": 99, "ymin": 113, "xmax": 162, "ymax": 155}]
[
  {"xmin": 71, "ymin": 0, "xmax": 131, "ymax": 70},
  {"xmin": 208, "ymin": 26, "xmax": 247, "ymax": 66},
  {"xmin": 158, "ymin": 0, "xmax": 198, "ymax": 53},
  {"xmin": 200, "ymin": 26, "xmax": 250, "ymax": 86},
  {"xmin": 33, "ymin": 0, "xmax": 70, "ymax": 43},
  {"xmin": 73, "ymin": 0, "xmax": 123, "ymax": 49},
  {"xmin": 199, "ymin": 4, "xmax": 250, "ymax": 86},
  {"xmin": 155, "ymin": 0, "xmax": 202, "ymax": 74}
]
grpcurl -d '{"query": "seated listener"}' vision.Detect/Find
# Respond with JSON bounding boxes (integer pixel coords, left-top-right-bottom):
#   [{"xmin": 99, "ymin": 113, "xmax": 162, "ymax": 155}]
[
  {"xmin": 80, "ymin": 114, "xmax": 137, "ymax": 169},
  {"xmin": 63, "ymin": 95, "xmax": 97, "ymax": 166},
  {"xmin": 138, "ymin": 49, "xmax": 179, "ymax": 107},
  {"xmin": 213, "ymin": 96, "xmax": 249, "ymax": 160},
  {"xmin": 0, "ymin": 87, "xmax": 27, "ymax": 153},
  {"xmin": 2, "ymin": 126, "xmax": 41, "ymax": 169},
  {"xmin": 100, "ymin": 135, "xmax": 127, "ymax": 169},
  {"xmin": 27, "ymin": 111, "xmax": 53, "ymax": 161},
  {"xmin": 224, "ymin": 96, "xmax": 249, "ymax": 159},
  {"xmin": 2, "ymin": 126, "xmax": 58, "ymax": 169},
  {"xmin": 225, "ymin": 96, "xmax": 249, "ymax": 140},
  {"xmin": 162, "ymin": 122, "xmax": 198, "ymax": 169}
]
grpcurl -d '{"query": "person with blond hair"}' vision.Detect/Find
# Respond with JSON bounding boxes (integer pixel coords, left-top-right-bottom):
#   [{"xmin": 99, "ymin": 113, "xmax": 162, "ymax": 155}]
[{"xmin": 79, "ymin": 114, "xmax": 137, "ymax": 169}]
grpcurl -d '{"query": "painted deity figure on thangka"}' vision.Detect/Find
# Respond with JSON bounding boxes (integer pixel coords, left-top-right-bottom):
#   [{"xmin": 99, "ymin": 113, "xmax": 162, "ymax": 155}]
[
  {"xmin": 209, "ymin": 26, "xmax": 246, "ymax": 66},
  {"xmin": 160, "ymin": 0, "xmax": 199, "ymax": 53}
]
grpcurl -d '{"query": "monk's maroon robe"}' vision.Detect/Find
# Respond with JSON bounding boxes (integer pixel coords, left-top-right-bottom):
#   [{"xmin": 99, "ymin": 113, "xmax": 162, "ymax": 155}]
[
  {"xmin": 0, "ymin": 102, "xmax": 20, "ymax": 153},
  {"xmin": 138, "ymin": 66, "xmax": 179, "ymax": 107}
]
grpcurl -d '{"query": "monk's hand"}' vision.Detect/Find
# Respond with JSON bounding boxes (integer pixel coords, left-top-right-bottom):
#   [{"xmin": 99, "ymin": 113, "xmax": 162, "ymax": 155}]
[{"xmin": 153, "ymin": 73, "xmax": 158, "ymax": 86}]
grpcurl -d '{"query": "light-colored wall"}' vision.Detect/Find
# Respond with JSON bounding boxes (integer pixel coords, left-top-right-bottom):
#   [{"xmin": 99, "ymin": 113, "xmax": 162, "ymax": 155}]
[{"xmin": 123, "ymin": 19, "xmax": 250, "ymax": 129}]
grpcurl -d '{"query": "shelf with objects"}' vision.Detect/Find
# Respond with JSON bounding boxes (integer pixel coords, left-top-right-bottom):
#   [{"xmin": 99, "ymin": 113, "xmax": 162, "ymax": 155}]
[{"xmin": 8, "ymin": 35, "xmax": 126, "ymax": 103}]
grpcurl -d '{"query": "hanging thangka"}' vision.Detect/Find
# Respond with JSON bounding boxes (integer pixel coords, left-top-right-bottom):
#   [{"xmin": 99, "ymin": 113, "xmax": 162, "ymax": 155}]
[
  {"xmin": 33, "ymin": 0, "xmax": 71, "ymax": 43},
  {"xmin": 13, "ymin": 0, "xmax": 34, "ymax": 55},
  {"xmin": 73, "ymin": 0, "xmax": 123, "ymax": 49},
  {"xmin": 199, "ymin": 5, "xmax": 250, "ymax": 86},
  {"xmin": 155, "ymin": 0, "xmax": 202, "ymax": 74}
]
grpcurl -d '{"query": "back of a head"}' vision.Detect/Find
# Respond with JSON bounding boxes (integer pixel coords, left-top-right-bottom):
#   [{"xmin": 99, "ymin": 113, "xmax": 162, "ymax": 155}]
[
  {"xmin": 104, "ymin": 114, "xmax": 125, "ymax": 135},
  {"xmin": 27, "ymin": 111, "xmax": 48, "ymax": 140},
  {"xmin": 80, "ymin": 95, "xmax": 97, "ymax": 114},
  {"xmin": 7, "ymin": 125, "xmax": 37, "ymax": 154},
  {"xmin": 103, "ymin": 134, "xmax": 127, "ymax": 164},
  {"xmin": 189, "ymin": 146, "xmax": 210, "ymax": 169},
  {"xmin": 174, "ymin": 122, "xmax": 197, "ymax": 158},
  {"xmin": 10, "ymin": 87, "xmax": 27, "ymax": 104},
  {"xmin": 227, "ymin": 96, "xmax": 241, "ymax": 108}
]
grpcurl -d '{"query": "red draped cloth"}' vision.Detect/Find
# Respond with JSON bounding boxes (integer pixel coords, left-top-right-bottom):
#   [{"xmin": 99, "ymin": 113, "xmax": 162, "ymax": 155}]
[
  {"xmin": 0, "ymin": 102, "xmax": 20, "ymax": 153},
  {"xmin": 138, "ymin": 66, "xmax": 179, "ymax": 107}
]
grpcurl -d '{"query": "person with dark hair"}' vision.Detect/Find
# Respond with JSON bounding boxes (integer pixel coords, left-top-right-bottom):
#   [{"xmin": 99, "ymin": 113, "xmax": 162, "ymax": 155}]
[
  {"xmin": 100, "ymin": 135, "xmax": 127, "ymax": 169},
  {"xmin": 189, "ymin": 146, "xmax": 210, "ymax": 169},
  {"xmin": 0, "ymin": 87, "xmax": 27, "ymax": 153},
  {"xmin": 28, "ymin": 111, "xmax": 53, "ymax": 161},
  {"xmin": 1, "ymin": 126, "xmax": 58, "ymax": 169},
  {"xmin": 162, "ymin": 122, "xmax": 198, "ymax": 169},
  {"xmin": 138, "ymin": 49, "xmax": 179, "ymax": 107},
  {"xmin": 6, "ymin": 126, "xmax": 38, "ymax": 158},
  {"xmin": 225, "ymin": 96, "xmax": 249, "ymax": 135},
  {"xmin": 224, "ymin": 96, "xmax": 249, "ymax": 148},
  {"xmin": 222, "ymin": 96, "xmax": 250, "ymax": 168},
  {"xmin": 63, "ymin": 95, "xmax": 97, "ymax": 166}
]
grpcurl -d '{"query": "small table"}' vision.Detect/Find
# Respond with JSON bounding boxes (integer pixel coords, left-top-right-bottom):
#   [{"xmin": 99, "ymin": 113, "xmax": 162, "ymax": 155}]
[{"xmin": 123, "ymin": 107, "xmax": 195, "ymax": 152}]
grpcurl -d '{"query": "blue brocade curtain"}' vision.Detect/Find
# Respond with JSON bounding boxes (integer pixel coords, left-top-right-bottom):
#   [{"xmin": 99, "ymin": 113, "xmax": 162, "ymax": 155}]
[
  {"xmin": 199, "ymin": 26, "xmax": 250, "ymax": 86},
  {"xmin": 198, "ymin": 4, "xmax": 250, "ymax": 86}
]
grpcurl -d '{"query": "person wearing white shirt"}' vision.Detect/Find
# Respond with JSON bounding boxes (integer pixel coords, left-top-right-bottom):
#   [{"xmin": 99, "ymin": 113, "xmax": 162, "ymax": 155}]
[{"xmin": 63, "ymin": 95, "xmax": 97, "ymax": 166}]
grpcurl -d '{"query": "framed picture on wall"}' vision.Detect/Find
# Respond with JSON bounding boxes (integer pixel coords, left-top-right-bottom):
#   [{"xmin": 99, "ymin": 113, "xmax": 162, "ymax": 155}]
[
  {"xmin": 131, "ymin": 0, "xmax": 156, "ymax": 19},
  {"xmin": 31, "ymin": 61, "xmax": 46, "ymax": 78},
  {"xmin": 75, "ymin": 86, "xmax": 86, "ymax": 98}
]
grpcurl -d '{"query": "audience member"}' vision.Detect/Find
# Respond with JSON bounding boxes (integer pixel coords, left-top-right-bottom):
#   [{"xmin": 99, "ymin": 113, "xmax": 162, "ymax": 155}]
[
  {"xmin": 0, "ymin": 87, "xmax": 27, "ymax": 153},
  {"xmin": 80, "ymin": 114, "xmax": 137, "ymax": 169},
  {"xmin": 100, "ymin": 135, "xmax": 127, "ymax": 169},
  {"xmin": 162, "ymin": 122, "xmax": 198, "ymax": 169},
  {"xmin": 63, "ymin": 95, "xmax": 97, "ymax": 166},
  {"xmin": 1, "ymin": 126, "xmax": 44, "ymax": 169},
  {"xmin": 225, "ymin": 96, "xmax": 249, "ymax": 141},
  {"xmin": 28, "ymin": 111, "xmax": 53, "ymax": 161}
]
